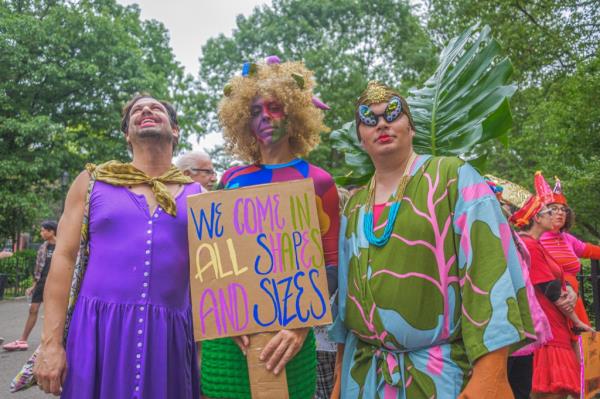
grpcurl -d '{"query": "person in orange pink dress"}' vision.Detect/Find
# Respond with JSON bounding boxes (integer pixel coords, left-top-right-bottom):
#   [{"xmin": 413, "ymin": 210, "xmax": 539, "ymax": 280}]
[
  {"xmin": 540, "ymin": 177, "xmax": 600, "ymax": 330},
  {"xmin": 510, "ymin": 172, "xmax": 583, "ymax": 398}
]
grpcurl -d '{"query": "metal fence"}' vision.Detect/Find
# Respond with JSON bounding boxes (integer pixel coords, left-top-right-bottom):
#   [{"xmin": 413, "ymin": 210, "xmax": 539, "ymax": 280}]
[
  {"xmin": 577, "ymin": 259, "xmax": 600, "ymax": 329},
  {"xmin": 0, "ymin": 255, "xmax": 36, "ymax": 299},
  {"xmin": 1, "ymin": 252, "xmax": 599, "ymax": 327}
]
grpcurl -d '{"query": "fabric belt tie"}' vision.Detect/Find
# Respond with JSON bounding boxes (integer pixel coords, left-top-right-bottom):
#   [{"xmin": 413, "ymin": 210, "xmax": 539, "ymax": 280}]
[{"xmin": 356, "ymin": 337, "xmax": 449, "ymax": 395}]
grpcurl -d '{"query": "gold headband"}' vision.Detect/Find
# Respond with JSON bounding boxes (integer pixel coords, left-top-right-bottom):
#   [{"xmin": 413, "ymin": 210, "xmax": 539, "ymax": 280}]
[
  {"xmin": 355, "ymin": 81, "xmax": 416, "ymax": 131},
  {"xmin": 357, "ymin": 81, "xmax": 399, "ymax": 105}
]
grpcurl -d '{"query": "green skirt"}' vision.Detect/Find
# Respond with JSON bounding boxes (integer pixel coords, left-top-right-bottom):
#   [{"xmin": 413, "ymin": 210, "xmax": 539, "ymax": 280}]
[{"xmin": 201, "ymin": 330, "xmax": 316, "ymax": 399}]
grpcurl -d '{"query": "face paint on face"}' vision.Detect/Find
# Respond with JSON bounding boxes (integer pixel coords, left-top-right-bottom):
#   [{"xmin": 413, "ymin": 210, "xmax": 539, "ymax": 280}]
[{"xmin": 249, "ymin": 97, "xmax": 288, "ymax": 144}]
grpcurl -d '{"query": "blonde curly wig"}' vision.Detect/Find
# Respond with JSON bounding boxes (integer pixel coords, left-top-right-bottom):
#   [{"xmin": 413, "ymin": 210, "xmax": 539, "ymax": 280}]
[{"xmin": 218, "ymin": 60, "xmax": 329, "ymax": 163}]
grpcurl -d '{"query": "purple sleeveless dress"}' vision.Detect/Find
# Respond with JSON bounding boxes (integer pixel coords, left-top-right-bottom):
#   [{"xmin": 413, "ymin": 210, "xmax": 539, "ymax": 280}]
[{"xmin": 62, "ymin": 181, "xmax": 201, "ymax": 399}]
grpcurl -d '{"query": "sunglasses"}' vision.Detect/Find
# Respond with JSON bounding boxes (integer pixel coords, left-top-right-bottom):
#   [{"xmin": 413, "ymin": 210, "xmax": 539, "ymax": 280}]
[{"xmin": 358, "ymin": 96, "xmax": 403, "ymax": 127}]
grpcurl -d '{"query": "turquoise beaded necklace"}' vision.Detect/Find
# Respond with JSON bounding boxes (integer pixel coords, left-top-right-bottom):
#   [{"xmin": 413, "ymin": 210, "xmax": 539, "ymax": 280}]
[{"xmin": 363, "ymin": 152, "xmax": 417, "ymax": 247}]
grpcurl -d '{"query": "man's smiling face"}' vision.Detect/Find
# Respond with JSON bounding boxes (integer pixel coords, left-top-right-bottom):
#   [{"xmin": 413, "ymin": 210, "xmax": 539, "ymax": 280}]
[{"xmin": 126, "ymin": 97, "xmax": 179, "ymax": 148}]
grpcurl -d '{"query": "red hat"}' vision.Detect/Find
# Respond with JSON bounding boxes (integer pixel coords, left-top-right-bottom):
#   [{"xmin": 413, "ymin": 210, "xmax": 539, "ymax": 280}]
[
  {"xmin": 551, "ymin": 176, "xmax": 568, "ymax": 205},
  {"xmin": 509, "ymin": 171, "xmax": 554, "ymax": 228}
]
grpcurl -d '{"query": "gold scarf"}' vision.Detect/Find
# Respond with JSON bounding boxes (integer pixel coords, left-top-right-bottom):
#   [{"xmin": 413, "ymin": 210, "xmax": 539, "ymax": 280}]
[{"xmin": 86, "ymin": 161, "xmax": 193, "ymax": 216}]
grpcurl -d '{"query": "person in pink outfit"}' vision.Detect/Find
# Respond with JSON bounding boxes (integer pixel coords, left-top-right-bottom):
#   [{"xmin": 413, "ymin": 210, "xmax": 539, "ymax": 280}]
[
  {"xmin": 510, "ymin": 172, "xmax": 584, "ymax": 398},
  {"xmin": 540, "ymin": 177, "xmax": 600, "ymax": 330}
]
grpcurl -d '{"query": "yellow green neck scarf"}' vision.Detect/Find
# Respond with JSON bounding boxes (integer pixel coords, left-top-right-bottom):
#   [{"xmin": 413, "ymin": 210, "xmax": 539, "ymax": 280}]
[{"xmin": 86, "ymin": 161, "xmax": 193, "ymax": 216}]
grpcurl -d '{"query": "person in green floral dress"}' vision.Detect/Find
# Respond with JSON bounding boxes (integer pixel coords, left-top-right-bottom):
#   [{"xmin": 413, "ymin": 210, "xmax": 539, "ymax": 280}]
[{"xmin": 329, "ymin": 82, "xmax": 535, "ymax": 399}]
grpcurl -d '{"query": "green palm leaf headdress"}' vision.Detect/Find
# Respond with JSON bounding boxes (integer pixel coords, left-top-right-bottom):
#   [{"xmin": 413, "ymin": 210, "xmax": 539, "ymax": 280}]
[{"xmin": 331, "ymin": 24, "xmax": 516, "ymax": 185}]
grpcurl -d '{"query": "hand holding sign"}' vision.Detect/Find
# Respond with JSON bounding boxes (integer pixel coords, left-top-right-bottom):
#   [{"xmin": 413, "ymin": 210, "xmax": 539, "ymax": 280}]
[
  {"xmin": 232, "ymin": 328, "xmax": 309, "ymax": 374},
  {"xmin": 246, "ymin": 332, "xmax": 289, "ymax": 399},
  {"xmin": 260, "ymin": 327, "xmax": 310, "ymax": 375},
  {"xmin": 232, "ymin": 334, "xmax": 250, "ymax": 355}
]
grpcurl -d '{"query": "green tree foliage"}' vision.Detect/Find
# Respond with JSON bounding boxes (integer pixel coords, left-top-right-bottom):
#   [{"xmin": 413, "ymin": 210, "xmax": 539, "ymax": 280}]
[
  {"xmin": 488, "ymin": 55, "xmax": 600, "ymax": 240},
  {"xmin": 0, "ymin": 0, "xmax": 191, "ymax": 242},
  {"xmin": 424, "ymin": 0, "xmax": 599, "ymax": 82},
  {"xmin": 196, "ymin": 0, "xmax": 438, "ymax": 175},
  {"xmin": 423, "ymin": 0, "xmax": 600, "ymax": 240}
]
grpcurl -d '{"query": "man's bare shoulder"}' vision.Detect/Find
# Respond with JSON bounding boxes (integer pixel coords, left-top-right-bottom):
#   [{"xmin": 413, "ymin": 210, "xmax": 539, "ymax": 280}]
[
  {"xmin": 65, "ymin": 170, "xmax": 92, "ymax": 204},
  {"xmin": 73, "ymin": 170, "xmax": 91, "ymax": 188}
]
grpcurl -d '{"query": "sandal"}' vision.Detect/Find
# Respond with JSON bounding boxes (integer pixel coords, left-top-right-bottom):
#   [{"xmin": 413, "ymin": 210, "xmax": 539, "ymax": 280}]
[{"xmin": 3, "ymin": 340, "xmax": 28, "ymax": 351}]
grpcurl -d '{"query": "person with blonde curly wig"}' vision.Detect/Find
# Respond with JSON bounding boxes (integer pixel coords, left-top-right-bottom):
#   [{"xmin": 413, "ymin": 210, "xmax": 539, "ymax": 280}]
[
  {"xmin": 200, "ymin": 56, "xmax": 340, "ymax": 399},
  {"xmin": 218, "ymin": 57, "xmax": 329, "ymax": 164}
]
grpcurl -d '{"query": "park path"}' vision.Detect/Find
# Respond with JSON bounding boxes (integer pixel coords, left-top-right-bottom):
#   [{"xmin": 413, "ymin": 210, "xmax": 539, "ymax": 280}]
[{"xmin": 0, "ymin": 298, "xmax": 50, "ymax": 398}]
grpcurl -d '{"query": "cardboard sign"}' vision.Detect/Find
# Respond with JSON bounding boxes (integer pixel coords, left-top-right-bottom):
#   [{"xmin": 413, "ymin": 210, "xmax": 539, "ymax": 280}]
[
  {"xmin": 581, "ymin": 331, "xmax": 600, "ymax": 399},
  {"xmin": 187, "ymin": 179, "xmax": 332, "ymax": 341}
]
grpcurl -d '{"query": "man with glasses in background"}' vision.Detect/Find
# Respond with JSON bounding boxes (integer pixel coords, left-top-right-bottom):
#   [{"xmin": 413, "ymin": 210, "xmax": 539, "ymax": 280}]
[{"xmin": 176, "ymin": 150, "xmax": 218, "ymax": 190}]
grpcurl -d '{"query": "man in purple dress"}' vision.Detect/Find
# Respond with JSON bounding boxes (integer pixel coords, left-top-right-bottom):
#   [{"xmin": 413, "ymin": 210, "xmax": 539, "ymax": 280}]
[{"xmin": 34, "ymin": 94, "xmax": 202, "ymax": 398}]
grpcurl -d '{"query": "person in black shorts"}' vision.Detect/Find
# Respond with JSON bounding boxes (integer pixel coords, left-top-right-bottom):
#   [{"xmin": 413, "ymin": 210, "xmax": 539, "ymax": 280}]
[{"xmin": 3, "ymin": 221, "xmax": 57, "ymax": 351}]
